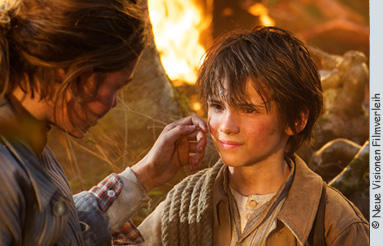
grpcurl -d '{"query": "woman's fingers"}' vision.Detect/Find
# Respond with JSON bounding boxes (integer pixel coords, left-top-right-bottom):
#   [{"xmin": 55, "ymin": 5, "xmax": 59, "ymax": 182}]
[
  {"xmin": 189, "ymin": 147, "xmax": 205, "ymax": 171},
  {"xmin": 195, "ymin": 130, "xmax": 206, "ymax": 153},
  {"xmin": 164, "ymin": 116, "xmax": 208, "ymax": 133}
]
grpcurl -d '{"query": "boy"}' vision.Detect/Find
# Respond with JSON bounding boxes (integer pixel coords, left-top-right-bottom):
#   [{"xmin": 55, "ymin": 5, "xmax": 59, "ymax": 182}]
[{"xmin": 137, "ymin": 26, "xmax": 369, "ymax": 245}]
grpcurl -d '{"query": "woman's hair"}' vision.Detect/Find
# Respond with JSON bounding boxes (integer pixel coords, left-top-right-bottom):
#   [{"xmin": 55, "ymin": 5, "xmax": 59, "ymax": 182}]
[
  {"xmin": 0, "ymin": 0, "xmax": 148, "ymax": 103},
  {"xmin": 197, "ymin": 26, "xmax": 323, "ymax": 156}
]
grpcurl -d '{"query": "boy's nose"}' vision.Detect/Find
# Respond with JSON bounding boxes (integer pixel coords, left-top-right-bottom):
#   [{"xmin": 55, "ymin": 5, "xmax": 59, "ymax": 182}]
[{"xmin": 219, "ymin": 111, "xmax": 240, "ymax": 135}]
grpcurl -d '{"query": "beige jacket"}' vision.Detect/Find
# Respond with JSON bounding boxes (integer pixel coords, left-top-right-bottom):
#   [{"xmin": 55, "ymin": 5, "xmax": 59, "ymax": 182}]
[{"xmin": 138, "ymin": 155, "xmax": 369, "ymax": 245}]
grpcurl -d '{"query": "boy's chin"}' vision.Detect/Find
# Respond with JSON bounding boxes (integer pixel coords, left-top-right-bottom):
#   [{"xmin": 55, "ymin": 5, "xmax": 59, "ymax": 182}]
[
  {"xmin": 219, "ymin": 156, "xmax": 243, "ymax": 167},
  {"xmin": 220, "ymin": 155, "xmax": 258, "ymax": 168}
]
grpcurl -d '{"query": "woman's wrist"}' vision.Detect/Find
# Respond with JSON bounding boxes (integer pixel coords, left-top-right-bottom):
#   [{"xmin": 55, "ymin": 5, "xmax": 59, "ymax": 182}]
[{"xmin": 131, "ymin": 159, "xmax": 153, "ymax": 192}]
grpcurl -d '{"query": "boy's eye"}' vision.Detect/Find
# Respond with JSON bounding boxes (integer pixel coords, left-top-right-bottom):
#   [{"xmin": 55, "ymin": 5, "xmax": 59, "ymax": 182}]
[
  {"xmin": 240, "ymin": 106, "xmax": 258, "ymax": 114},
  {"xmin": 244, "ymin": 109, "xmax": 256, "ymax": 114},
  {"xmin": 209, "ymin": 102, "xmax": 224, "ymax": 111}
]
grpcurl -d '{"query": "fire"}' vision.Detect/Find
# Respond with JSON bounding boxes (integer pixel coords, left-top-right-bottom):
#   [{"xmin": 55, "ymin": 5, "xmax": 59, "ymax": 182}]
[
  {"xmin": 148, "ymin": 0, "xmax": 211, "ymax": 85},
  {"xmin": 192, "ymin": 101, "xmax": 202, "ymax": 112},
  {"xmin": 247, "ymin": 3, "xmax": 275, "ymax": 26}
]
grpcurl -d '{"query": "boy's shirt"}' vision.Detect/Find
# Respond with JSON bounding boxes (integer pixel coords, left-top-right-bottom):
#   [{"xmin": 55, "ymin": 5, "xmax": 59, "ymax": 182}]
[
  {"xmin": 229, "ymin": 187, "xmax": 276, "ymax": 233},
  {"xmin": 218, "ymin": 161, "xmax": 294, "ymax": 245}
]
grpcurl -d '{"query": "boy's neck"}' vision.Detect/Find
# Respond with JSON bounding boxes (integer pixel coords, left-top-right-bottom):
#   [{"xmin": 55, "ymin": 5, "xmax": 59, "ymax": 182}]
[{"xmin": 227, "ymin": 157, "xmax": 291, "ymax": 196}]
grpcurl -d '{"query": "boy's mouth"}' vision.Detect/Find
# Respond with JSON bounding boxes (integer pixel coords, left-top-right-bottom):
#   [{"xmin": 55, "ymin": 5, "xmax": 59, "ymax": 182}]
[{"xmin": 218, "ymin": 140, "xmax": 242, "ymax": 150}]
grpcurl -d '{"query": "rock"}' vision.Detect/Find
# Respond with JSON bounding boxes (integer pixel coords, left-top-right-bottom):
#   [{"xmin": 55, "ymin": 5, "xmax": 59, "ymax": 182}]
[
  {"xmin": 329, "ymin": 141, "xmax": 369, "ymax": 219},
  {"xmin": 309, "ymin": 138, "xmax": 362, "ymax": 182},
  {"xmin": 308, "ymin": 46, "xmax": 369, "ymax": 147}
]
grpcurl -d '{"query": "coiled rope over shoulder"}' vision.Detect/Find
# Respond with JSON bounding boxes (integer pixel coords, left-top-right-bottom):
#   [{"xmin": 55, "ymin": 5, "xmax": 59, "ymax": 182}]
[{"xmin": 161, "ymin": 161, "xmax": 224, "ymax": 246}]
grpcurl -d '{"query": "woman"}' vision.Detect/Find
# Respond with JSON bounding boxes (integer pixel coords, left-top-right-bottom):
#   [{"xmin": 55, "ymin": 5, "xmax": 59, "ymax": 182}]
[{"xmin": 0, "ymin": 0, "xmax": 207, "ymax": 245}]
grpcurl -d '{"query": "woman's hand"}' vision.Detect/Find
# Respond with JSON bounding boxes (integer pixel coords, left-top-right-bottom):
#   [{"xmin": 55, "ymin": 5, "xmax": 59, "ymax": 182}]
[{"xmin": 131, "ymin": 116, "xmax": 208, "ymax": 192}]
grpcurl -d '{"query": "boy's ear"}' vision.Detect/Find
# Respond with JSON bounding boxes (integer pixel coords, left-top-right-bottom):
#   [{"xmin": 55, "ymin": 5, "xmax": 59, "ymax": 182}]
[{"xmin": 285, "ymin": 109, "xmax": 309, "ymax": 136}]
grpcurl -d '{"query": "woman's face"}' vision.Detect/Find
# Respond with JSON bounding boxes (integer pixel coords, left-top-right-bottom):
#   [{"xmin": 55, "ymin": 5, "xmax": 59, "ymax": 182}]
[{"xmin": 51, "ymin": 57, "xmax": 140, "ymax": 138}]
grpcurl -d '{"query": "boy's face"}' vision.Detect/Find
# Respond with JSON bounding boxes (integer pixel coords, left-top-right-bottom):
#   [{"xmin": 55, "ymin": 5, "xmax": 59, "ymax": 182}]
[{"xmin": 208, "ymin": 79, "xmax": 291, "ymax": 168}]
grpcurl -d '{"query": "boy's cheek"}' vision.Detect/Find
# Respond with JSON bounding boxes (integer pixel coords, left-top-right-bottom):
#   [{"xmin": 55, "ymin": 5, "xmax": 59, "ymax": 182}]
[{"xmin": 207, "ymin": 117, "xmax": 217, "ymax": 135}]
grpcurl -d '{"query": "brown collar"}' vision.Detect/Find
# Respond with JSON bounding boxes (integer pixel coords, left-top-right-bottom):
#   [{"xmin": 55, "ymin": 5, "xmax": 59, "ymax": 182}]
[
  {"xmin": 277, "ymin": 154, "xmax": 323, "ymax": 245},
  {"xmin": 211, "ymin": 155, "xmax": 323, "ymax": 245}
]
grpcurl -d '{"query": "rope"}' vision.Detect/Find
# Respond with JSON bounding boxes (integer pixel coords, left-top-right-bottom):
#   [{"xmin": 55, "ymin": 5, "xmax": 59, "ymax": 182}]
[{"xmin": 161, "ymin": 161, "xmax": 224, "ymax": 246}]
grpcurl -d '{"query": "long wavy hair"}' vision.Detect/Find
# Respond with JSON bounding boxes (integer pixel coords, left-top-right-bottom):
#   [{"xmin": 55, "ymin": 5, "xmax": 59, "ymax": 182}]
[{"xmin": 0, "ymin": 0, "xmax": 148, "ymax": 119}]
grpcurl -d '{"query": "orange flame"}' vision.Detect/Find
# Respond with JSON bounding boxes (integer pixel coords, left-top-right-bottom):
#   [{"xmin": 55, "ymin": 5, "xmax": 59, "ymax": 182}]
[
  {"xmin": 148, "ymin": 0, "xmax": 211, "ymax": 85},
  {"xmin": 247, "ymin": 3, "xmax": 275, "ymax": 26}
]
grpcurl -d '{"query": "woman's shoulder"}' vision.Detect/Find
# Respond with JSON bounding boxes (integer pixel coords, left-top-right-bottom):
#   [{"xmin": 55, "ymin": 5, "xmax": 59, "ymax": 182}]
[
  {"xmin": 0, "ymin": 140, "xmax": 32, "ymax": 210},
  {"xmin": 0, "ymin": 140, "xmax": 29, "ymax": 178}
]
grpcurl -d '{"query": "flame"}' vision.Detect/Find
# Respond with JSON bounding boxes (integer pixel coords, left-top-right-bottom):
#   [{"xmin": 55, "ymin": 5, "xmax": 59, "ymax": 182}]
[
  {"xmin": 148, "ymin": 0, "xmax": 211, "ymax": 85},
  {"xmin": 247, "ymin": 3, "xmax": 275, "ymax": 26},
  {"xmin": 191, "ymin": 101, "xmax": 202, "ymax": 112}
]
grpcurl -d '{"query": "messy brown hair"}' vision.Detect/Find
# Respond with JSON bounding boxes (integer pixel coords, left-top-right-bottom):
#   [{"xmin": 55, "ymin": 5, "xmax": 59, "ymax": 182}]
[{"xmin": 197, "ymin": 26, "xmax": 323, "ymax": 156}]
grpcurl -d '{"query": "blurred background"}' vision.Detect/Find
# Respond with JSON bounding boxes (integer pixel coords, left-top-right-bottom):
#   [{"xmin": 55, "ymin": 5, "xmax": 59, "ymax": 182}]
[{"xmin": 48, "ymin": 0, "xmax": 369, "ymax": 223}]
